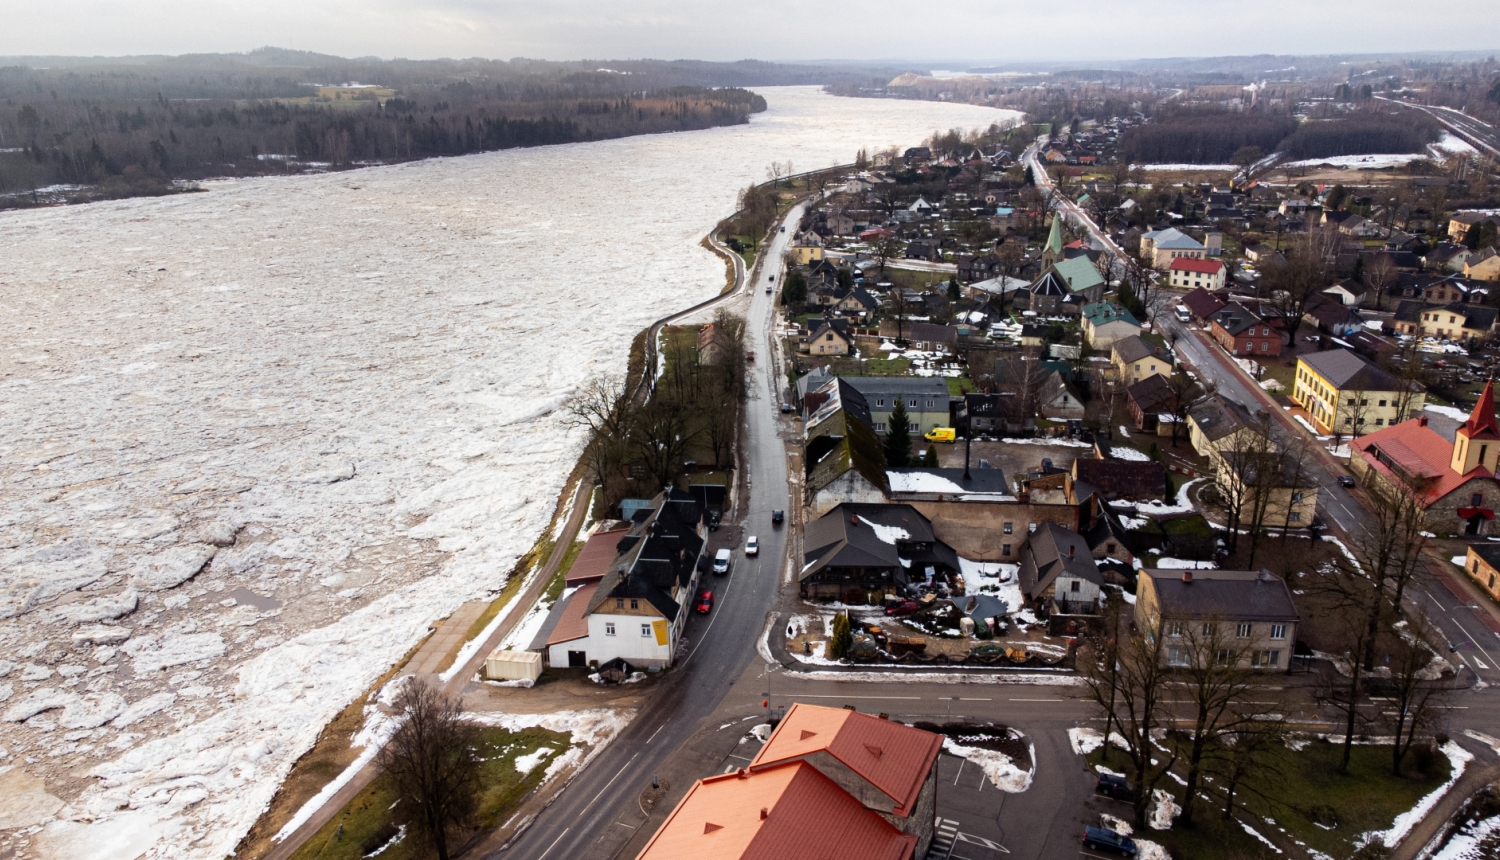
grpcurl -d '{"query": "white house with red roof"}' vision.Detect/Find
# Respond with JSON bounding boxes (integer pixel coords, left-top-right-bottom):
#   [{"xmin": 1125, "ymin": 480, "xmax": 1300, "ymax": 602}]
[
  {"xmin": 1350, "ymin": 381, "xmax": 1500, "ymax": 536},
  {"xmin": 1167, "ymin": 257, "xmax": 1226, "ymax": 291}
]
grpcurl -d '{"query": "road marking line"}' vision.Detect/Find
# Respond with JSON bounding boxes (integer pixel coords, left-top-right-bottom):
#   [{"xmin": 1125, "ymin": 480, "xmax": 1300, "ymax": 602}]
[
  {"xmin": 584, "ymin": 753, "xmax": 639, "ymax": 814},
  {"xmin": 953, "ymin": 758, "xmax": 966, "ymax": 785},
  {"xmin": 645, "ymin": 723, "xmax": 665, "ymax": 744},
  {"xmin": 1009, "ymin": 698, "xmax": 1064, "ymax": 702},
  {"xmin": 796, "ymin": 694, "xmax": 922, "ymax": 700},
  {"xmin": 536, "ymin": 828, "xmax": 569, "ymax": 860}
]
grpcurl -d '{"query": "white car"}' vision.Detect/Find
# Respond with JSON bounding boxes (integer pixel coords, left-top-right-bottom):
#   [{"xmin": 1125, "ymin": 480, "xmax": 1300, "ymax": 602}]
[{"xmin": 745, "ymin": 536, "xmax": 759, "ymax": 557}]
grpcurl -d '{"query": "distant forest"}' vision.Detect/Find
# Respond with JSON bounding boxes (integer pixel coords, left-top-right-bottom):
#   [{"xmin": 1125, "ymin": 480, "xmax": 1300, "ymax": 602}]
[
  {"xmin": 1118, "ymin": 106, "xmax": 1442, "ymax": 165},
  {"xmin": 0, "ymin": 49, "xmax": 873, "ymax": 208}
]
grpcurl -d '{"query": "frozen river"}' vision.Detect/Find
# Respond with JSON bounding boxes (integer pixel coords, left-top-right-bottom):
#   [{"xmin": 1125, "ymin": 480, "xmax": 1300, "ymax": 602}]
[{"xmin": 0, "ymin": 86, "xmax": 1016, "ymax": 858}]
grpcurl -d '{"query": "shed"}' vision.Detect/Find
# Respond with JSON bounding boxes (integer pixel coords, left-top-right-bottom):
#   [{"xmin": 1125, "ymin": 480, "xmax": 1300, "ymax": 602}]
[{"xmin": 484, "ymin": 648, "xmax": 543, "ymax": 682}]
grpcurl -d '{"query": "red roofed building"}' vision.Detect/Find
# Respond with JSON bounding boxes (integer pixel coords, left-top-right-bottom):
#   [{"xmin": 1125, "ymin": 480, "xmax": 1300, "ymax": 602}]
[
  {"xmin": 1167, "ymin": 257, "xmax": 1227, "ymax": 291},
  {"xmin": 636, "ymin": 704, "xmax": 940, "ymax": 860},
  {"xmin": 1350, "ymin": 381, "xmax": 1500, "ymax": 535}
]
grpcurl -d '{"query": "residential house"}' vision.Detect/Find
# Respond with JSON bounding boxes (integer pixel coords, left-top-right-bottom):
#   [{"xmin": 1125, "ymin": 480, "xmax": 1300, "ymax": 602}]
[
  {"xmin": 1135, "ymin": 569, "xmax": 1299, "ymax": 671},
  {"xmin": 803, "ymin": 318, "xmax": 854, "ymax": 356},
  {"xmin": 1080, "ymin": 302, "xmax": 1142, "ymax": 349},
  {"xmin": 800, "ymin": 503, "xmax": 960, "ymax": 601},
  {"xmin": 1038, "ymin": 370, "xmax": 1085, "ymax": 421},
  {"xmin": 905, "ymin": 322, "xmax": 959, "ymax": 354},
  {"xmin": 1397, "ymin": 302, "xmax": 1499, "ymax": 343},
  {"xmin": 1449, "ymin": 212, "xmax": 1500, "ymax": 243},
  {"xmin": 904, "ymin": 240, "xmax": 939, "ymax": 262},
  {"xmin": 805, "ymin": 378, "xmax": 889, "ymax": 516},
  {"xmin": 1292, "ymin": 348, "xmax": 1424, "ymax": 436},
  {"xmin": 1302, "ymin": 295, "xmax": 1364, "ymax": 337},
  {"xmin": 1167, "ymin": 257, "xmax": 1226, "ymax": 291},
  {"xmin": 835, "ymin": 287, "xmax": 880, "ymax": 317},
  {"xmin": 789, "ymin": 233, "xmax": 826, "ymax": 265},
  {"xmin": 1112, "ymin": 335, "xmax": 1172, "ymax": 385},
  {"xmin": 1209, "ymin": 302, "xmax": 1282, "ymax": 357},
  {"xmin": 956, "ymin": 253, "xmax": 1000, "ymax": 283},
  {"xmin": 1463, "ymin": 544, "xmax": 1500, "ymax": 603},
  {"xmin": 1425, "ymin": 243, "xmax": 1474, "ymax": 274},
  {"xmin": 1278, "ymin": 199, "xmax": 1309, "ymax": 216},
  {"xmin": 1018, "ymin": 522, "xmax": 1104, "ymax": 616},
  {"xmin": 1350, "ymin": 381, "xmax": 1500, "ymax": 536},
  {"xmin": 1126, "ymin": 373, "xmax": 1178, "ymax": 433},
  {"xmin": 1073, "ymin": 456, "xmax": 1167, "ymax": 501},
  {"xmin": 1181, "ymin": 287, "xmax": 1227, "ymax": 323},
  {"xmin": 637, "ymin": 703, "xmax": 941, "ymax": 860},
  {"xmin": 1188, "ymin": 394, "xmax": 1271, "ymax": 459},
  {"xmin": 1466, "ymin": 248, "xmax": 1500, "ymax": 282},
  {"xmin": 1321, "ymin": 282, "xmax": 1366, "ymax": 307},
  {"xmin": 1140, "ymin": 227, "xmax": 1207, "ymax": 269},
  {"xmin": 844, "ymin": 377, "xmax": 953, "ymax": 437},
  {"xmin": 533, "ymin": 490, "xmax": 705, "ymax": 670}
]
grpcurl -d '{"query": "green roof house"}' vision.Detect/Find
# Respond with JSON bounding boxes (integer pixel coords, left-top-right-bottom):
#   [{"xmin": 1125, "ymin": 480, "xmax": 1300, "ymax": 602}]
[{"xmin": 1081, "ymin": 302, "xmax": 1142, "ymax": 349}]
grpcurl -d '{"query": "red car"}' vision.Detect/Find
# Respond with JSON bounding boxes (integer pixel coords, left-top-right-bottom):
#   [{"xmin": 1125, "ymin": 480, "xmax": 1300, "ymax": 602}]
[
  {"xmin": 696, "ymin": 590, "xmax": 714, "ymax": 614},
  {"xmin": 884, "ymin": 599, "xmax": 921, "ymax": 617}
]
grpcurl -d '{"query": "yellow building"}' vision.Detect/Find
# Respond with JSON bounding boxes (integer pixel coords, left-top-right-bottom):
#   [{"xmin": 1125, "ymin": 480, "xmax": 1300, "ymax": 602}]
[
  {"xmin": 788, "ymin": 233, "xmax": 825, "ymax": 265},
  {"xmin": 1111, "ymin": 335, "xmax": 1172, "ymax": 386},
  {"xmin": 1465, "ymin": 544, "xmax": 1500, "ymax": 602},
  {"xmin": 1465, "ymin": 248, "xmax": 1500, "ymax": 282},
  {"xmin": 1293, "ymin": 348, "xmax": 1424, "ymax": 436}
]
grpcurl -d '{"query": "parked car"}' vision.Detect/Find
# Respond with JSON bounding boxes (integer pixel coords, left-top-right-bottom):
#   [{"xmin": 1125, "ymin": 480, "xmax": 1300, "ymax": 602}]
[
  {"xmin": 745, "ymin": 536, "xmax": 759, "ymax": 556},
  {"xmin": 707, "ymin": 510, "xmax": 722, "ymax": 531},
  {"xmin": 1096, "ymin": 773, "xmax": 1132, "ymax": 800},
  {"xmin": 696, "ymin": 589, "xmax": 714, "ymax": 614},
  {"xmin": 780, "ymin": 402, "xmax": 793, "ymax": 413},
  {"xmin": 884, "ymin": 599, "xmax": 921, "ymax": 617},
  {"xmin": 1337, "ymin": 475, "xmax": 1356, "ymax": 488},
  {"xmin": 772, "ymin": 509, "xmax": 784, "ymax": 526},
  {"xmin": 923, "ymin": 427, "xmax": 956, "ymax": 443},
  {"xmin": 1082, "ymin": 826, "xmax": 1137, "ymax": 857},
  {"xmin": 713, "ymin": 548, "xmax": 732, "ymax": 575}
]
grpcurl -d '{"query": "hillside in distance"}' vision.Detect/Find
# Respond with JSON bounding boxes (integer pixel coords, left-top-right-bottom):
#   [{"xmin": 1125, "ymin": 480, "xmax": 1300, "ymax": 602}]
[{"xmin": 0, "ymin": 49, "xmax": 898, "ymax": 208}]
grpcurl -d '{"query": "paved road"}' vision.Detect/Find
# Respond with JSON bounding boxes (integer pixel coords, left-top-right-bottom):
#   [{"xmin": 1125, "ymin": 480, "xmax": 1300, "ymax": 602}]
[
  {"xmin": 491, "ymin": 206, "xmax": 804, "ymax": 860},
  {"xmin": 1023, "ymin": 140, "xmax": 1126, "ymax": 260}
]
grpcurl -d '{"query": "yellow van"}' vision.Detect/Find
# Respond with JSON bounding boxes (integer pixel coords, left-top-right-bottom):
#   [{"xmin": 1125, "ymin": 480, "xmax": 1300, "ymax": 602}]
[{"xmin": 924, "ymin": 427, "xmax": 956, "ymax": 443}]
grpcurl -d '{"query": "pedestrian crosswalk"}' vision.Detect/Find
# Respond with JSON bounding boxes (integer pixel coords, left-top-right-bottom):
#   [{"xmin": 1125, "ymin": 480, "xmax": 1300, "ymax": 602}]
[{"xmin": 927, "ymin": 817, "xmax": 960, "ymax": 859}]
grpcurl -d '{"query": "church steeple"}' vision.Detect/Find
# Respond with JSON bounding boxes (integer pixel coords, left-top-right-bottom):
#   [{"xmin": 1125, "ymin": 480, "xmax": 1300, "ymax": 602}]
[
  {"xmin": 1451, "ymin": 380, "xmax": 1500, "ymax": 475},
  {"xmin": 1042, "ymin": 216, "xmax": 1064, "ymax": 268}
]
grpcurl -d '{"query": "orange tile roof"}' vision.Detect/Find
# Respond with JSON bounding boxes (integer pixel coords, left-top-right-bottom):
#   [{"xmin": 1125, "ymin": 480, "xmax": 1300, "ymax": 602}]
[
  {"xmin": 567, "ymin": 528, "xmax": 628, "ymax": 585},
  {"xmin": 750, "ymin": 703, "xmax": 941, "ymax": 817},
  {"xmin": 635, "ymin": 761, "xmax": 916, "ymax": 860},
  {"xmin": 1352, "ymin": 418, "xmax": 1493, "ymax": 506},
  {"xmin": 545, "ymin": 581, "xmax": 597, "ymax": 646}
]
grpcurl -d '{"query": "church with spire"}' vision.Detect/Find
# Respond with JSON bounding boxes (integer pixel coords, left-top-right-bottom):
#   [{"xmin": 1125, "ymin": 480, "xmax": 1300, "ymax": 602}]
[{"xmin": 1351, "ymin": 380, "xmax": 1500, "ymax": 535}]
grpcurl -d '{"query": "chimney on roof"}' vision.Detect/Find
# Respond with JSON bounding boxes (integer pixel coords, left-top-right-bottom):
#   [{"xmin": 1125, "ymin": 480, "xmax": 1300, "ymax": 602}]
[
  {"xmin": 843, "ymin": 704, "xmax": 857, "ymax": 711},
  {"xmin": 878, "ymin": 712, "xmax": 889, "ymax": 720},
  {"xmin": 1068, "ymin": 543, "xmax": 1075, "ymax": 559},
  {"xmin": 760, "ymin": 808, "xmax": 769, "ymax": 820},
  {"xmin": 851, "ymin": 514, "xmax": 859, "ymax": 525},
  {"xmin": 1183, "ymin": 570, "xmax": 1194, "ymax": 584},
  {"xmin": 1419, "ymin": 414, "xmax": 1429, "ymax": 427}
]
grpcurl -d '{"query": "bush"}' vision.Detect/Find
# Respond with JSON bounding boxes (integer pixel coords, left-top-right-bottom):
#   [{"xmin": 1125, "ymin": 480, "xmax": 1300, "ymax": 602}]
[{"xmin": 828, "ymin": 613, "xmax": 852, "ymax": 660}]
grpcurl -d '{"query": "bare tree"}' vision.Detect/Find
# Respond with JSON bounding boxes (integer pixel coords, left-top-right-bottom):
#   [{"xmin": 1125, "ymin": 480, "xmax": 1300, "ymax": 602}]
[
  {"xmin": 1279, "ymin": 438, "xmax": 1317, "ymax": 544},
  {"xmin": 1174, "ymin": 617, "xmax": 1270, "ymax": 826},
  {"xmin": 1080, "ymin": 619, "xmax": 1178, "ymax": 829},
  {"xmin": 1210, "ymin": 413, "xmax": 1277, "ymax": 558},
  {"xmin": 565, "ymin": 374, "xmax": 634, "ymax": 508},
  {"xmin": 1206, "ymin": 720, "xmax": 1288, "ymax": 821},
  {"xmin": 377, "ymin": 679, "xmax": 483, "ymax": 860},
  {"xmin": 1166, "ymin": 373, "xmax": 1204, "ymax": 447},
  {"xmin": 873, "ymin": 231, "xmax": 903, "ymax": 276},
  {"xmin": 1313, "ymin": 554, "xmax": 1384, "ymax": 774},
  {"xmin": 1266, "ymin": 227, "xmax": 1342, "ymax": 346},
  {"xmin": 1384, "ymin": 611, "xmax": 1454, "ymax": 776},
  {"xmin": 1365, "ymin": 253, "xmax": 1398, "ymax": 311}
]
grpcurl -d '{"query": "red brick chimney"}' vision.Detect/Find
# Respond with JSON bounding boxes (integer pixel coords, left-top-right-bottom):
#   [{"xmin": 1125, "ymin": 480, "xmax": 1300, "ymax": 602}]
[
  {"xmin": 1419, "ymin": 415, "xmax": 1429, "ymax": 427},
  {"xmin": 1183, "ymin": 570, "xmax": 1194, "ymax": 583}
]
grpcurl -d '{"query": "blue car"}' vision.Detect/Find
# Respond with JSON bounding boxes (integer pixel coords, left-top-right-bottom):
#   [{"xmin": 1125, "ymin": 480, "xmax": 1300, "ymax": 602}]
[{"xmin": 1083, "ymin": 825, "xmax": 1137, "ymax": 857}]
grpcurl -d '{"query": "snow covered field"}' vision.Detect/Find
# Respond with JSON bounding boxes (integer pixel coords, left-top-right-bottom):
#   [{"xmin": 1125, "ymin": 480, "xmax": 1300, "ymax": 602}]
[{"xmin": 0, "ymin": 87, "xmax": 1017, "ymax": 859}]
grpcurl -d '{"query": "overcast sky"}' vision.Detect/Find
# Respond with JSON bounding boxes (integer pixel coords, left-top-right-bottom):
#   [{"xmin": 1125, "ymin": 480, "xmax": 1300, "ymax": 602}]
[{"xmin": 3, "ymin": 0, "xmax": 1495, "ymax": 63}]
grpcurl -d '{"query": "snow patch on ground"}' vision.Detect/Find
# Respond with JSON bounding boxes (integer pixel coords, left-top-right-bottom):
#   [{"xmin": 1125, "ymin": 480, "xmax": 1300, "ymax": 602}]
[
  {"xmin": 1001, "ymin": 436, "xmax": 1092, "ymax": 448},
  {"xmin": 1113, "ymin": 479, "xmax": 1201, "ymax": 515},
  {"xmin": 1366, "ymin": 740, "xmax": 1471, "ymax": 848},
  {"xmin": 1151, "ymin": 557, "xmax": 1217, "ymax": 570},
  {"xmin": 1427, "ymin": 404, "xmax": 1470, "ymax": 422},
  {"xmin": 512, "ymin": 746, "xmax": 555, "ymax": 775},
  {"xmin": 1111, "ymin": 447, "xmax": 1151, "ymax": 462},
  {"xmin": 943, "ymin": 738, "xmax": 1033, "ymax": 791},
  {"xmin": 1149, "ymin": 788, "xmax": 1181, "ymax": 830},
  {"xmin": 792, "ymin": 670, "xmax": 1082, "ymax": 685},
  {"xmin": 1432, "ymin": 814, "xmax": 1500, "ymax": 860}
]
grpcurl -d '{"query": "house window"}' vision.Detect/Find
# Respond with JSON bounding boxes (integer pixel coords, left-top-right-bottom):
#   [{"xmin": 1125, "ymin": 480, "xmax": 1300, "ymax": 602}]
[
  {"xmin": 1473, "ymin": 493, "xmax": 1484, "ymax": 507},
  {"xmin": 1202, "ymin": 622, "xmax": 1213, "ymax": 635},
  {"xmin": 1167, "ymin": 621, "xmax": 1185, "ymax": 637},
  {"xmin": 1002, "ymin": 544, "xmax": 1011, "ymax": 556},
  {"xmin": 1106, "ymin": 543, "xmax": 1117, "ymax": 554},
  {"xmin": 641, "ymin": 624, "xmax": 652, "ymax": 637},
  {"xmin": 1134, "ymin": 364, "xmax": 1141, "ymax": 372},
  {"xmin": 1491, "ymin": 574, "xmax": 1497, "ymax": 590},
  {"xmin": 1167, "ymin": 647, "xmax": 1189, "ymax": 666},
  {"xmin": 605, "ymin": 623, "xmax": 616, "ymax": 636},
  {"xmin": 1236, "ymin": 622, "xmax": 1252, "ymax": 638},
  {"xmin": 1271, "ymin": 624, "xmax": 1287, "ymax": 639},
  {"xmin": 1290, "ymin": 511, "xmax": 1301, "ymax": 522},
  {"xmin": 1004, "ymin": 522, "xmax": 1013, "ymax": 534},
  {"xmin": 1216, "ymin": 649, "xmax": 1233, "ymax": 667},
  {"xmin": 1029, "ymin": 522, "xmax": 1037, "ymax": 533},
  {"xmin": 1375, "ymin": 419, "xmax": 1384, "ymax": 426},
  {"xmin": 616, "ymin": 599, "xmax": 624, "ymax": 609},
  {"xmin": 1291, "ymin": 492, "xmax": 1303, "ymax": 503},
  {"xmin": 909, "ymin": 399, "xmax": 918, "ymax": 408},
  {"xmin": 1070, "ymin": 580, "xmax": 1081, "ymax": 593},
  {"xmin": 877, "ymin": 399, "xmax": 885, "ymax": 407},
  {"xmin": 1475, "ymin": 559, "xmax": 1482, "ymax": 574},
  {"xmin": 1253, "ymin": 650, "xmax": 1280, "ymax": 668},
  {"xmin": 630, "ymin": 599, "xmax": 639, "ymax": 610},
  {"xmin": 874, "ymin": 423, "xmax": 886, "ymax": 433},
  {"xmin": 1379, "ymin": 399, "xmax": 1387, "ymax": 407}
]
